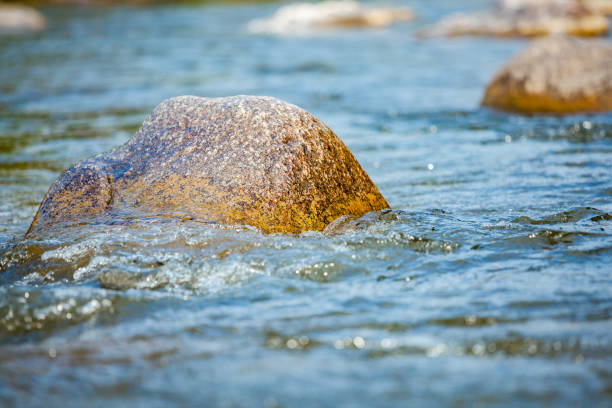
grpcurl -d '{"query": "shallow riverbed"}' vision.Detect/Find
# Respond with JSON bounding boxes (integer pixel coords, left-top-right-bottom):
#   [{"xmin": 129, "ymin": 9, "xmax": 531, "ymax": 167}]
[{"xmin": 1, "ymin": 1, "xmax": 611, "ymax": 406}]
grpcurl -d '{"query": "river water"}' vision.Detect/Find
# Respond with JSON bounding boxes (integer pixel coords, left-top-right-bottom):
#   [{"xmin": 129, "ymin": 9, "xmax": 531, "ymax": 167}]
[{"xmin": 1, "ymin": 1, "xmax": 611, "ymax": 406}]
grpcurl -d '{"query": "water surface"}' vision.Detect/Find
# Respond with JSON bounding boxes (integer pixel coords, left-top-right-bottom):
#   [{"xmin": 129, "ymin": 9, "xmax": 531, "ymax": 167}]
[{"xmin": 1, "ymin": 1, "xmax": 611, "ymax": 406}]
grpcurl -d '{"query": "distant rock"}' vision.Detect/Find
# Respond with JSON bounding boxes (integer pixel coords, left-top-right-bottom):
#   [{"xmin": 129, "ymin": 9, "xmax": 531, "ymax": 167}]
[
  {"xmin": 0, "ymin": 3, "xmax": 46, "ymax": 34},
  {"xmin": 6, "ymin": 0, "xmax": 169, "ymax": 5},
  {"xmin": 28, "ymin": 96, "xmax": 389, "ymax": 234},
  {"xmin": 585, "ymin": 0, "xmax": 612, "ymax": 14},
  {"xmin": 419, "ymin": 0, "xmax": 608, "ymax": 38},
  {"xmin": 482, "ymin": 36, "xmax": 612, "ymax": 114},
  {"xmin": 248, "ymin": 0, "xmax": 414, "ymax": 35}
]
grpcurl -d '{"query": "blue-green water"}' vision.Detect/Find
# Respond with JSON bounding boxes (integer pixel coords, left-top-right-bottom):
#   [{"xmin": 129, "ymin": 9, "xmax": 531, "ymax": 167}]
[{"xmin": 1, "ymin": 1, "xmax": 612, "ymax": 406}]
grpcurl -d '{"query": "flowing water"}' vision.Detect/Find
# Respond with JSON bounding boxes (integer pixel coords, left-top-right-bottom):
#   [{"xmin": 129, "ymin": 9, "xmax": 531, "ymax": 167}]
[{"xmin": 1, "ymin": 1, "xmax": 611, "ymax": 406}]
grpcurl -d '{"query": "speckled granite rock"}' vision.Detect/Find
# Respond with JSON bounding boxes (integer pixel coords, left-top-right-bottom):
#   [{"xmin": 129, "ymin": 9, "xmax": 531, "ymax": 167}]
[
  {"xmin": 419, "ymin": 0, "xmax": 608, "ymax": 37},
  {"xmin": 28, "ymin": 96, "xmax": 389, "ymax": 234},
  {"xmin": 0, "ymin": 3, "xmax": 46, "ymax": 34},
  {"xmin": 248, "ymin": 0, "xmax": 414, "ymax": 35},
  {"xmin": 482, "ymin": 36, "xmax": 612, "ymax": 114}
]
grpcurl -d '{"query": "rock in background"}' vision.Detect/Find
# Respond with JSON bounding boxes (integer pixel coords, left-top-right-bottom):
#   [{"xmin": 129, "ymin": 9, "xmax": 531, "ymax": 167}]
[
  {"xmin": 419, "ymin": 0, "xmax": 608, "ymax": 38},
  {"xmin": 481, "ymin": 36, "xmax": 612, "ymax": 114},
  {"xmin": 0, "ymin": 3, "xmax": 45, "ymax": 34},
  {"xmin": 248, "ymin": 0, "xmax": 414, "ymax": 35},
  {"xmin": 585, "ymin": 0, "xmax": 612, "ymax": 14}
]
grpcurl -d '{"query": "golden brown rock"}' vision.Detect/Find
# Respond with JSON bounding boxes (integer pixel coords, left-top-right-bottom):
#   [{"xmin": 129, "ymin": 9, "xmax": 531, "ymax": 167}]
[
  {"xmin": 28, "ymin": 96, "xmax": 389, "ymax": 234},
  {"xmin": 0, "ymin": 3, "xmax": 46, "ymax": 34},
  {"xmin": 419, "ymin": 0, "xmax": 608, "ymax": 38},
  {"xmin": 482, "ymin": 36, "xmax": 612, "ymax": 114}
]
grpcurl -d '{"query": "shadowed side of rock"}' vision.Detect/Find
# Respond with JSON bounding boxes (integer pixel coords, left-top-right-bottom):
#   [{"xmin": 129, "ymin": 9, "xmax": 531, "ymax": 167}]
[
  {"xmin": 481, "ymin": 36, "xmax": 612, "ymax": 114},
  {"xmin": 28, "ymin": 164, "xmax": 114, "ymax": 231},
  {"xmin": 28, "ymin": 95, "xmax": 389, "ymax": 234}
]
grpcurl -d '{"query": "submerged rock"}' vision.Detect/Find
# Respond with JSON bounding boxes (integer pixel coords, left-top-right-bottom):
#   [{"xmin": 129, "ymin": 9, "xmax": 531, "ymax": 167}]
[
  {"xmin": 419, "ymin": 0, "xmax": 608, "ymax": 38},
  {"xmin": 248, "ymin": 0, "xmax": 414, "ymax": 35},
  {"xmin": 28, "ymin": 96, "xmax": 389, "ymax": 234},
  {"xmin": 0, "ymin": 4, "xmax": 46, "ymax": 34},
  {"xmin": 481, "ymin": 36, "xmax": 612, "ymax": 114}
]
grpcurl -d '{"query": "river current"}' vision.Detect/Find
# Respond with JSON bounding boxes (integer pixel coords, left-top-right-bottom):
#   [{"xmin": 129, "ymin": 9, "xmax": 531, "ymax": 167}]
[{"xmin": 1, "ymin": 1, "xmax": 611, "ymax": 406}]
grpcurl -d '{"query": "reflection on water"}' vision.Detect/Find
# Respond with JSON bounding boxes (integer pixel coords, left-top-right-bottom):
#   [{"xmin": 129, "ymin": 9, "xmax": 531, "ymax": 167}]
[{"xmin": 1, "ymin": 1, "xmax": 611, "ymax": 407}]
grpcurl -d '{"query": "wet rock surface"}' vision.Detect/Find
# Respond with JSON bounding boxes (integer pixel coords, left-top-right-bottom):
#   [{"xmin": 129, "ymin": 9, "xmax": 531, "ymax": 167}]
[
  {"xmin": 481, "ymin": 36, "xmax": 612, "ymax": 114},
  {"xmin": 248, "ymin": 0, "xmax": 414, "ymax": 35},
  {"xmin": 420, "ymin": 0, "xmax": 608, "ymax": 38},
  {"xmin": 28, "ymin": 95, "xmax": 389, "ymax": 234},
  {"xmin": 0, "ymin": 3, "xmax": 46, "ymax": 34}
]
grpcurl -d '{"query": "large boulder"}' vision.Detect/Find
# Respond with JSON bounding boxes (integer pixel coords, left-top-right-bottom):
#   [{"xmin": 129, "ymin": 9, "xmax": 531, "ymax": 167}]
[
  {"xmin": 419, "ymin": 0, "xmax": 608, "ymax": 38},
  {"xmin": 0, "ymin": 4, "xmax": 46, "ymax": 34},
  {"xmin": 481, "ymin": 36, "xmax": 612, "ymax": 114},
  {"xmin": 28, "ymin": 96, "xmax": 389, "ymax": 234},
  {"xmin": 248, "ymin": 0, "xmax": 414, "ymax": 35}
]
